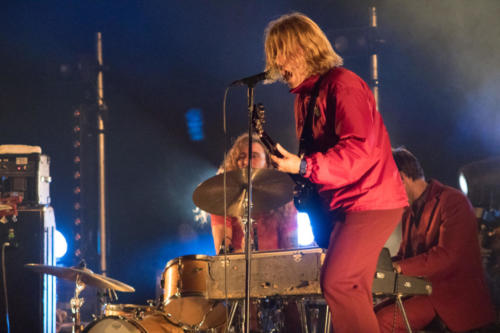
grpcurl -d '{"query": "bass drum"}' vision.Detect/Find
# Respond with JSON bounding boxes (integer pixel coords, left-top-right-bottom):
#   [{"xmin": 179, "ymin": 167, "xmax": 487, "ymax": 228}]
[{"xmin": 83, "ymin": 312, "xmax": 183, "ymax": 333}]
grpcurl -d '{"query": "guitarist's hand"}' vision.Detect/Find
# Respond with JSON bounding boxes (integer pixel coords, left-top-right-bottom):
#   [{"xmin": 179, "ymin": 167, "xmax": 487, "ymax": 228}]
[{"xmin": 271, "ymin": 144, "xmax": 301, "ymax": 174}]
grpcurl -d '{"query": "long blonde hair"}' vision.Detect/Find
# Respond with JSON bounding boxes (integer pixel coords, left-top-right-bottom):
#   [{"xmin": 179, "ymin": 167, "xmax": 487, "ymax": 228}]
[
  {"xmin": 219, "ymin": 133, "xmax": 271, "ymax": 173},
  {"xmin": 264, "ymin": 13, "xmax": 343, "ymax": 81}
]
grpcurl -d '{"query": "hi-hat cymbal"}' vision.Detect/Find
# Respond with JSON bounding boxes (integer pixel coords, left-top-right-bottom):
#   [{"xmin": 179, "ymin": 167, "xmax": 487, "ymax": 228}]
[
  {"xmin": 192, "ymin": 168, "xmax": 294, "ymax": 217},
  {"xmin": 25, "ymin": 263, "xmax": 135, "ymax": 292}
]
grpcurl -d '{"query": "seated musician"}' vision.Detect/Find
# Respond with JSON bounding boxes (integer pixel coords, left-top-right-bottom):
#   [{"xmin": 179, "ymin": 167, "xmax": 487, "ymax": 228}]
[
  {"xmin": 376, "ymin": 147, "xmax": 497, "ymax": 332},
  {"xmin": 210, "ymin": 133, "xmax": 298, "ymax": 254}
]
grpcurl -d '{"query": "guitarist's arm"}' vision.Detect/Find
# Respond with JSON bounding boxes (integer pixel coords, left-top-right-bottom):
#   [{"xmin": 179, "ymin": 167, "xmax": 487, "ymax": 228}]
[
  {"xmin": 296, "ymin": 86, "xmax": 381, "ymax": 188},
  {"xmin": 305, "ymin": 137, "xmax": 378, "ymax": 187}
]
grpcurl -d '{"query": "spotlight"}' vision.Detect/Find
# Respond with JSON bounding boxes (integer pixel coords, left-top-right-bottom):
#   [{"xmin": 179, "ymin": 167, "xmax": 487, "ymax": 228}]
[
  {"xmin": 297, "ymin": 212, "xmax": 315, "ymax": 246},
  {"xmin": 458, "ymin": 157, "xmax": 500, "ymax": 209},
  {"xmin": 185, "ymin": 108, "xmax": 204, "ymax": 141},
  {"xmin": 458, "ymin": 172, "xmax": 468, "ymax": 195},
  {"xmin": 54, "ymin": 230, "xmax": 68, "ymax": 259}
]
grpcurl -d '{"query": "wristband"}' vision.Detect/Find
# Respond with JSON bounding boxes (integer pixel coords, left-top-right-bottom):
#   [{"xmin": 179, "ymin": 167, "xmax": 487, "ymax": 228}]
[{"xmin": 299, "ymin": 158, "xmax": 307, "ymax": 176}]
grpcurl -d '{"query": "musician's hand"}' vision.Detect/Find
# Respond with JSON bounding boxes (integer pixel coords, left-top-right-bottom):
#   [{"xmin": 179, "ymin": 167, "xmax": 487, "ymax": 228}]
[
  {"xmin": 271, "ymin": 144, "xmax": 301, "ymax": 174},
  {"xmin": 393, "ymin": 262, "xmax": 402, "ymax": 273}
]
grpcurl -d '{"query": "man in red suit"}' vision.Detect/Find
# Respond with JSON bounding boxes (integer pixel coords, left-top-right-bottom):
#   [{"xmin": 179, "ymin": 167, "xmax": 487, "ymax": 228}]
[{"xmin": 377, "ymin": 147, "xmax": 497, "ymax": 332}]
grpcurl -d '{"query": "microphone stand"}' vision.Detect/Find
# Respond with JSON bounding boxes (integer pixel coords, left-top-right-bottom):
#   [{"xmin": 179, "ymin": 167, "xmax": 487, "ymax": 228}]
[{"xmin": 243, "ymin": 83, "xmax": 257, "ymax": 333}]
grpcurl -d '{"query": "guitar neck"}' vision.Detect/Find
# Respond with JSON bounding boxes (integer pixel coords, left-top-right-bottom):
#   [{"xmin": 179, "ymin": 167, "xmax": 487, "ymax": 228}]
[{"xmin": 258, "ymin": 131, "xmax": 283, "ymax": 158}]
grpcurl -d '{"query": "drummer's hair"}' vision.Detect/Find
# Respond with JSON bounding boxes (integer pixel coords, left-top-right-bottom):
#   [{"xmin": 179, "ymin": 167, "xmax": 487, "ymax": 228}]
[
  {"xmin": 392, "ymin": 147, "xmax": 425, "ymax": 180},
  {"xmin": 218, "ymin": 133, "xmax": 271, "ymax": 173},
  {"xmin": 264, "ymin": 12, "xmax": 343, "ymax": 82}
]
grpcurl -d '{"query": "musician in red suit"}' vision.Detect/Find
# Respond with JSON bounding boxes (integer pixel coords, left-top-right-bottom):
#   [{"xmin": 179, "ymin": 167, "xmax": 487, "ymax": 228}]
[
  {"xmin": 376, "ymin": 147, "xmax": 496, "ymax": 332},
  {"xmin": 210, "ymin": 133, "xmax": 298, "ymax": 253},
  {"xmin": 263, "ymin": 13, "xmax": 408, "ymax": 332}
]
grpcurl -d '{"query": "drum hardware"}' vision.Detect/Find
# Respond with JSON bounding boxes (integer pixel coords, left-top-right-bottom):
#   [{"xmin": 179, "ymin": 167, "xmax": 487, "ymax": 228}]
[
  {"xmin": 296, "ymin": 298, "xmax": 331, "ymax": 333},
  {"xmin": 256, "ymin": 298, "xmax": 285, "ymax": 332},
  {"xmin": 25, "ymin": 262, "xmax": 135, "ymax": 333},
  {"xmin": 226, "ymin": 300, "xmax": 240, "ymax": 331}
]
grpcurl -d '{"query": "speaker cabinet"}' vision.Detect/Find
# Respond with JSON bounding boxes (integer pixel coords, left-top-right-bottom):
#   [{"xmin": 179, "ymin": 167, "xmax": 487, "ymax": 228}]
[{"xmin": 0, "ymin": 206, "xmax": 56, "ymax": 333}]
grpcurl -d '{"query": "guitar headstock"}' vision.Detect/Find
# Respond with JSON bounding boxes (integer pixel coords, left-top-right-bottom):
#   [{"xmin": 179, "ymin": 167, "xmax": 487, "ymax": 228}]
[{"xmin": 252, "ymin": 103, "xmax": 266, "ymax": 136}]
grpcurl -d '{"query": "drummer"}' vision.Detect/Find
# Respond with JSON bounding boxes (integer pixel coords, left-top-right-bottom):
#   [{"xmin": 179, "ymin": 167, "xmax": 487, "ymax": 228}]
[{"xmin": 210, "ymin": 133, "xmax": 298, "ymax": 253}]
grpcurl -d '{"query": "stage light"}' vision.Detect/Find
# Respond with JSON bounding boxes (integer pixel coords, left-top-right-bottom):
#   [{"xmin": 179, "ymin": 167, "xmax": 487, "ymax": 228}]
[
  {"xmin": 297, "ymin": 212, "xmax": 315, "ymax": 246},
  {"xmin": 185, "ymin": 108, "xmax": 204, "ymax": 141},
  {"xmin": 459, "ymin": 157, "xmax": 500, "ymax": 209},
  {"xmin": 458, "ymin": 172, "xmax": 468, "ymax": 195},
  {"xmin": 54, "ymin": 229, "xmax": 68, "ymax": 259}
]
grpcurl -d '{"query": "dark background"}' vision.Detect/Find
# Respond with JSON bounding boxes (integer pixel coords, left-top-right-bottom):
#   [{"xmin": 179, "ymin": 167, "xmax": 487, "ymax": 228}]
[{"xmin": 1, "ymin": 0, "xmax": 499, "ymax": 305}]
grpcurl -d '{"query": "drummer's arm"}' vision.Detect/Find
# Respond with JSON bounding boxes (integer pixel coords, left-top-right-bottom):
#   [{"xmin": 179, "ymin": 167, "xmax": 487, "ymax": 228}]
[{"xmin": 210, "ymin": 215, "xmax": 233, "ymax": 254}]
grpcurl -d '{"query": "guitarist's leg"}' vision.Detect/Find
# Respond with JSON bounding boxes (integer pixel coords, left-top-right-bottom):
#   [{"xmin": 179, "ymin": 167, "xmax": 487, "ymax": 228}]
[{"xmin": 320, "ymin": 208, "xmax": 403, "ymax": 333}]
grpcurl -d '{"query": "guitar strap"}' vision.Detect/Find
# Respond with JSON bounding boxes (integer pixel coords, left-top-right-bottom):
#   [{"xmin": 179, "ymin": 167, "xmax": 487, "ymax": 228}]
[
  {"xmin": 296, "ymin": 70, "xmax": 341, "ymax": 249},
  {"xmin": 298, "ymin": 72, "xmax": 328, "ymax": 156}
]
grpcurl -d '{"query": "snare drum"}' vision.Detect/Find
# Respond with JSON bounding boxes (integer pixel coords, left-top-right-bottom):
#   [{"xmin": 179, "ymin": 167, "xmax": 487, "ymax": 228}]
[
  {"xmin": 161, "ymin": 255, "xmax": 226, "ymax": 330},
  {"xmin": 103, "ymin": 304, "xmax": 154, "ymax": 320},
  {"xmin": 83, "ymin": 312, "xmax": 183, "ymax": 333}
]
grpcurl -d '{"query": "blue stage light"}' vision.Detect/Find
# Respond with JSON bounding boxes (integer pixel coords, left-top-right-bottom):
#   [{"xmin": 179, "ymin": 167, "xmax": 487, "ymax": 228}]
[
  {"xmin": 297, "ymin": 212, "xmax": 315, "ymax": 246},
  {"xmin": 185, "ymin": 108, "xmax": 204, "ymax": 141},
  {"xmin": 54, "ymin": 229, "xmax": 68, "ymax": 259}
]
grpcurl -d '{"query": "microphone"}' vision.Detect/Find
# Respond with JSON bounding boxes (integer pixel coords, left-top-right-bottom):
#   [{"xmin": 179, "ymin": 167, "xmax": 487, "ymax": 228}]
[{"xmin": 230, "ymin": 71, "xmax": 269, "ymax": 87}]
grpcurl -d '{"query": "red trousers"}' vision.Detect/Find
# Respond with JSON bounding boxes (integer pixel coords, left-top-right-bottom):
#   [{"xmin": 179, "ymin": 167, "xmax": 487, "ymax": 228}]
[
  {"xmin": 320, "ymin": 208, "xmax": 403, "ymax": 333},
  {"xmin": 376, "ymin": 296, "xmax": 437, "ymax": 332}
]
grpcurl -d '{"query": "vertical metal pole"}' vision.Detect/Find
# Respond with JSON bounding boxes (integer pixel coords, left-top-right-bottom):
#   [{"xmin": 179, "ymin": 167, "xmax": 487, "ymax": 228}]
[
  {"xmin": 324, "ymin": 304, "xmax": 331, "ymax": 333},
  {"xmin": 370, "ymin": 6, "xmax": 380, "ymax": 110},
  {"xmin": 244, "ymin": 86, "xmax": 255, "ymax": 333},
  {"xmin": 297, "ymin": 299, "xmax": 309, "ymax": 333},
  {"xmin": 96, "ymin": 32, "xmax": 107, "ymax": 276},
  {"xmin": 396, "ymin": 294, "xmax": 413, "ymax": 333}
]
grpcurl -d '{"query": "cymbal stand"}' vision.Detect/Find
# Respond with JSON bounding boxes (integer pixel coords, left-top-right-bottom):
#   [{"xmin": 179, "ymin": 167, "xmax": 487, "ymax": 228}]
[
  {"xmin": 226, "ymin": 301, "xmax": 240, "ymax": 330},
  {"xmin": 70, "ymin": 275, "xmax": 86, "ymax": 333}
]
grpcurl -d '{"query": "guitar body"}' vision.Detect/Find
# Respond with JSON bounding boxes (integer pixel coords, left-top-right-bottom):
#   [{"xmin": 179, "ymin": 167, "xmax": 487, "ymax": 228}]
[
  {"xmin": 253, "ymin": 104, "xmax": 336, "ymax": 248},
  {"xmin": 292, "ymin": 176, "xmax": 336, "ymax": 249}
]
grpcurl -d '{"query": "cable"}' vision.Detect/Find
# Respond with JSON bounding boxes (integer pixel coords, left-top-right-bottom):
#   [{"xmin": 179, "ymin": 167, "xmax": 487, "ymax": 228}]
[
  {"xmin": 222, "ymin": 85, "xmax": 230, "ymax": 332},
  {"xmin": 2, "ymin": 242, "xmax": 11, "ymax": 333}
]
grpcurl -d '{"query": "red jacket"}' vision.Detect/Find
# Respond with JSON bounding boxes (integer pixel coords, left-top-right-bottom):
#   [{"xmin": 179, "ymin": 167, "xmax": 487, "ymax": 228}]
[
  {"xmin": 291, "ymin": 67, "xmax": 407, "ymax": 212},
  {"xmin": 397, "ymin": 180, "xmax": 496, "ymax": 331}
]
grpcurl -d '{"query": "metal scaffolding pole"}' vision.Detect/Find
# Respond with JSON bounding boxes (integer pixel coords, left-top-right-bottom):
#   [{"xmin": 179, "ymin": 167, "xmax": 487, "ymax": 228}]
[{"xmin": 96, "ymin": 32, "xmax": 107, "ymax": 276}]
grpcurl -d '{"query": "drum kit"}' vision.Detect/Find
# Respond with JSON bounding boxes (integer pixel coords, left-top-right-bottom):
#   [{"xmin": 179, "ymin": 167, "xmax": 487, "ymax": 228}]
[{"xmin": 25, "ymin": 168, "xmax": 314, "ymax": 332}]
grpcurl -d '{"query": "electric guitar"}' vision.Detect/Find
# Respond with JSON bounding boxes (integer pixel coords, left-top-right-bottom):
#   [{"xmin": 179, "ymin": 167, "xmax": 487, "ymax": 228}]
[{"xmin": 252, "ymin": 104, "xmax": 335, "ymax": 248}]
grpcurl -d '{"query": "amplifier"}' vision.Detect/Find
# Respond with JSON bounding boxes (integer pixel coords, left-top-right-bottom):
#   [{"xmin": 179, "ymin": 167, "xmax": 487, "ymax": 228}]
[
  {"xmin": 0, "ymin": 145, "xmax": 51, "ymax": 205},
  {"xmin": 0, "ymin": 206, "xmax": 56, "ymax": 333}
]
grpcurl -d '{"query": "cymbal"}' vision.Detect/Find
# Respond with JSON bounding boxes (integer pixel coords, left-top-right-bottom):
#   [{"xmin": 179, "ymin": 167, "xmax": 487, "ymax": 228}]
[
  {"xmin": 25, "ymin": 263, "xmax": 135, "ymax": 292},
  {"xmin": 193, "ymin": 168, "xmax": 294, "ymax": 217}
]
